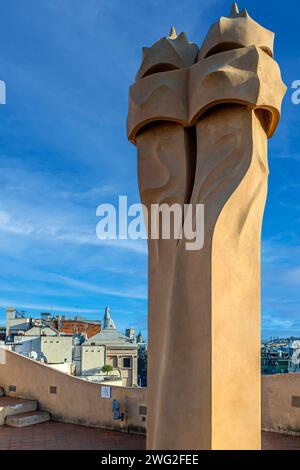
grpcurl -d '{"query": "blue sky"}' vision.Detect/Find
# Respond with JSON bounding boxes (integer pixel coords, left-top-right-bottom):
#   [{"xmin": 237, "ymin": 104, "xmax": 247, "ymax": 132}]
[{"xmin": 0, "ymin": 0, "xmax": 299, "ymax": 340}]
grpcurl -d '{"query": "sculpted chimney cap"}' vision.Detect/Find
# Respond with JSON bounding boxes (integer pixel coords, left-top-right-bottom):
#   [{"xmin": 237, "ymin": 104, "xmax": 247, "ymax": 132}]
[
  {"xmin": 136, "ymin": 28, "xmax": 198, "ymax": 80},
  {"xmin": 198, "ymin": 3, "xmax": 274, "ymax": 60}
]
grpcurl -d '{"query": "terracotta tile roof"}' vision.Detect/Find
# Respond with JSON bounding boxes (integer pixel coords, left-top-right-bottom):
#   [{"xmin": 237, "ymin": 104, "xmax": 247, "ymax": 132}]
[{"xmin": 54, "ymin": 321, "xmax": 101, "ymax": 339}]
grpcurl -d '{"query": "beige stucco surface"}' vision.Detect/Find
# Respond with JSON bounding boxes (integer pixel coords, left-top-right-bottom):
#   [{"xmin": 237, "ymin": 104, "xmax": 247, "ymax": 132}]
[{"xmin": 0, "ymin": 349, "xmax": 146, "ymax": 434}]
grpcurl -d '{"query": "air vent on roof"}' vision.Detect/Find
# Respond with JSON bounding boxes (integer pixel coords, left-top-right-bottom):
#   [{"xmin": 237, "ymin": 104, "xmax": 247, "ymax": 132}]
[{"xmin": 139, "ymin": 405, "xmax": 147, "ymax": 416}]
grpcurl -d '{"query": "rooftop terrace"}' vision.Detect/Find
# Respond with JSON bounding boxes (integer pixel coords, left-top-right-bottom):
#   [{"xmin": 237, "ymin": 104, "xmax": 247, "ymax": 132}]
[
  {"xmin": 0, "ymin": 422, "xmax": 300, "ymax": 450},
  {"xmin": 2, "ymin": 348, "xmax": 300, "ymax": 450},
  {"xmin": 0, "ymin": 421, "xmax": 145, "ymax": 450}
]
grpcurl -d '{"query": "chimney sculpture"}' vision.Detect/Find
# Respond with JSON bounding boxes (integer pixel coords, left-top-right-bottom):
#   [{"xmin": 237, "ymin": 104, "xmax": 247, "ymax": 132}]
[{"xmin": 127, "ymin": 4, "xmax": 286, "ymax": 450}]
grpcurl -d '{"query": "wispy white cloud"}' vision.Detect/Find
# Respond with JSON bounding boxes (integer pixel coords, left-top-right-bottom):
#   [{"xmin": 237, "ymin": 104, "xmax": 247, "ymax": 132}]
[
  {"xmin": 273, "ymin": 154, "xmax": 300, "ymax": 161},
  {"xmin": 53, "ymin": 274, "xmax": 147, "ymax": 300},
  {"xmin": 0, "ymin": 299, "xmax": 99, "ymax": 315}
]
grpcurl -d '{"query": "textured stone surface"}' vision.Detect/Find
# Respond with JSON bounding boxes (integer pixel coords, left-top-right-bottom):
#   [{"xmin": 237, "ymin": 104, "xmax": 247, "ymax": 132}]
[
  {"xmin": 0, "ymin": 397, "xmax": 37, "ymax": 425},
  {"xmin": 0, "ymin": 423, "xmax": 298, "ymax": 450},
  {"xmin": 0, "ymin": 350, "xmax": 147, "ymax": 434},
  {"xmin": 6, "ymin": 410, "xmax": 50, "ymax": 427},
  {"xmin": 127, "ymin": 3, "xmax": 286, "ymax": 450},
  {"xmin": 0, "ymin": 421, "xmax": 146, "ymax": 450}
]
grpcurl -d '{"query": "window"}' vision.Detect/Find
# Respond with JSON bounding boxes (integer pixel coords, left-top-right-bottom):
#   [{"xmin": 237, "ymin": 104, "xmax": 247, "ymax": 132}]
[
  {"xmin": 123, "ymin": 357, "xmax": 131, "ymax": 368},
  {"xmin": 139, "ymin": 405, "xmax": 147, "ymax": 416}
]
